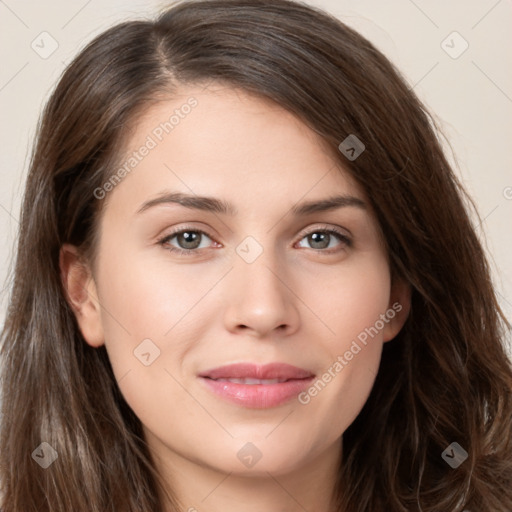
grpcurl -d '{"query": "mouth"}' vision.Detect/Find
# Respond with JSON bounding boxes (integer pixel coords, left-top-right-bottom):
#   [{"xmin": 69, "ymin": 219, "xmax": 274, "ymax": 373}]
[
  {"xmin": 207, "ymin": 377, "xmax": 290, "ymax": 384},
  {"xmin": 198, "ymin": 363, "xmax": 315, "ymax": 409}
]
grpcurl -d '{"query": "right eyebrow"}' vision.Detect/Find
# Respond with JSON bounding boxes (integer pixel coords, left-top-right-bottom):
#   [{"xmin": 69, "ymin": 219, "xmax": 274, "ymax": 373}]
[{"xmin": 136, "ymin": 191, "xmax": 237, "ymax": 216}]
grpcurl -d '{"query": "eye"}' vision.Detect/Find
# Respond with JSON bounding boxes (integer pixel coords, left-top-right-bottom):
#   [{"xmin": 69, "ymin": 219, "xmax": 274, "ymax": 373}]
[
  {"xmin": 157, "ymin": 225, "xmax": 352, "ymax": 256},
  {"xmin": 296, "ymin": 227, "xmax": 351, "ymax": 252},
  {"xmin": 158, "ymin": 227, "xmax": 218, "ymax": 255}
]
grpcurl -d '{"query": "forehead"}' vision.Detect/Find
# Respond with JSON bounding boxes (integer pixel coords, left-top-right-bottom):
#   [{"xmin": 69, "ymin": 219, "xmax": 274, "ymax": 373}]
[{"xmin": 104, "ymin": 82, "xmax": 367, "ymax": 216}]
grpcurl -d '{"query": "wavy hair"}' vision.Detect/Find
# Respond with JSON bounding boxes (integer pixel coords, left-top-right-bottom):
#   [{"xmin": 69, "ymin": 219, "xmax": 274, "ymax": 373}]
[{"xmin": 1, "ymin": 0, "xmax": 511, "ymax": 510}]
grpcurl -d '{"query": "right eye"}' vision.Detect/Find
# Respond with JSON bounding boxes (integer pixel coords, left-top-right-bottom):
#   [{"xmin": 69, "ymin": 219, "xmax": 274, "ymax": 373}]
[{"xmin": 157, "ymin": 227, "xmax": 220, "ymax": 256}]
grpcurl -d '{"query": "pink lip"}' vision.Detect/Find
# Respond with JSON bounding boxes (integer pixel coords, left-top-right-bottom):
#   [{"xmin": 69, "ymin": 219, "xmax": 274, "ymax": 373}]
[{"xmin": 198, "ymin": 363, "xmax": 315, "ymax": 409}]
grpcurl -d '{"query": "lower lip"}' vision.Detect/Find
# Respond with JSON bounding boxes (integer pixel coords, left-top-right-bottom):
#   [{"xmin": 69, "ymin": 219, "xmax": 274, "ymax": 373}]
[{"xmin": 199, "ymin": 377, "xmax": 315, "ymax": 409}]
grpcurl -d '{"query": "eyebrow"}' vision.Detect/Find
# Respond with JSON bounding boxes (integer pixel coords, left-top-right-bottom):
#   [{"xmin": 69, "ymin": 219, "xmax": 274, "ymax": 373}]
[{"xmin": 136, "ymin": 191, "xmax": 366, "ymax": 216}]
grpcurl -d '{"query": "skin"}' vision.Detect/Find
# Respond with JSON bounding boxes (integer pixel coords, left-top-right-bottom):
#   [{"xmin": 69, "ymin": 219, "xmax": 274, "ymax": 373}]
[{"xmin": 61, "ymin": 82, "xmax": 411, "ymax": 512}]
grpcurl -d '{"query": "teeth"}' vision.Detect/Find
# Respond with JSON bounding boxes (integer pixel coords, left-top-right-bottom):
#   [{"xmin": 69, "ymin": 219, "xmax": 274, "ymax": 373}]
[{"xmin": 215, "ymin": 378, "xmax": 286, "ymax": 385}]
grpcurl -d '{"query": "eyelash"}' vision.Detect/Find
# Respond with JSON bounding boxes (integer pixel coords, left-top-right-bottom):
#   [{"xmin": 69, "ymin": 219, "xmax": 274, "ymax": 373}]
[{"xmin": 157, "ymin": 225, "xmax": 352, "ymax": 257}]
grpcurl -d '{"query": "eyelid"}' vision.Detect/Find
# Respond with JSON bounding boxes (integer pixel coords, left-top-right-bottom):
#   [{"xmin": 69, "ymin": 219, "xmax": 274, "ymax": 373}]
[{"xmin": 297, "ymin": 223, "xmax": 351, "ymax": 240}]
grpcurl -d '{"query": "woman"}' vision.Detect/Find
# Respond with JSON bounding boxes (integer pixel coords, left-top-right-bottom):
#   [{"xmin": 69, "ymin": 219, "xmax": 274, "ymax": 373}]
[{"xmin": 1, "ymin": 0, "xmax": 511, "ymax": 510}]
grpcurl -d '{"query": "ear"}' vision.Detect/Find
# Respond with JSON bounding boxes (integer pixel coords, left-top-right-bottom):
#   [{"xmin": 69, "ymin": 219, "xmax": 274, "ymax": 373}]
[
  {"xmin": 59, "ymin": 243, "xmax": 104, "ymax": 347},
  {"xmin": 383, "ymin": 277, "xmax": 411, "ymax": 342}
]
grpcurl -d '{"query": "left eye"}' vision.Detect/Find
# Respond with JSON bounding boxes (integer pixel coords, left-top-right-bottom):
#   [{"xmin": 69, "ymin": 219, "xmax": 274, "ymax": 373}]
[{"xmin": 296, "ymin": 229, "xmax": 350, "ymax": 250}]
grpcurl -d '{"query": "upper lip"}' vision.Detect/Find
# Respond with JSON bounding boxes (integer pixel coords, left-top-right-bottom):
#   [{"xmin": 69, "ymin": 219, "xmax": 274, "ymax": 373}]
[{"xmin": 199, "ymin": 363, "xmax": 315, "ymax": 380}]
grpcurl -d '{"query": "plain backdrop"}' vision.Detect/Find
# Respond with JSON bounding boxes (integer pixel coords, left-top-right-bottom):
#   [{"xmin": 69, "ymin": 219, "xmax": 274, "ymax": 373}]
[{"xmin": 0, "ymin": 0, "xmax": 511, "ymax": 352}]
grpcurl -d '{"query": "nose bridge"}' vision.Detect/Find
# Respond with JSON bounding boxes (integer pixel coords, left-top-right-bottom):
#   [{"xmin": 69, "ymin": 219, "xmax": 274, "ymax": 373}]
[
  {"xmin": 222, "ymin": 234, "xmax": 299, "ymax": 336},
  {"xmin": 234, "ymin": 234, "xmax": 288, "ymax": 303}
]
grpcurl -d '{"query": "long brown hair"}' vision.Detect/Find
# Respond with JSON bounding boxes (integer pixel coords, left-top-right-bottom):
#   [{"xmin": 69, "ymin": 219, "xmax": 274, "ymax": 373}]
[{"xmin": 1, "ymin": 0, "xmax": 511, "ymax": 510}]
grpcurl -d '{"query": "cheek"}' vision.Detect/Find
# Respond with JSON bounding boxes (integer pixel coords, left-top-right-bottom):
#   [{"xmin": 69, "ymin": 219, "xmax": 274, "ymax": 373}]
[
  {"xmin": 94, "ymin": 247, "xmax": 222, "ymax": 381},
  {"xmin": 96, "ymin": 243, "xmax": 204, "ymax": 335},
  {"xmin": 295, "ymin": 254, "xmax": 391, "ymax": 435},
  {"xmin": 93, "ymin": 250, "xmax": 205, "ymax": 432},
  {"xmin": 305, "ymin": 250, "xmax": 391, "ymax": 348}
]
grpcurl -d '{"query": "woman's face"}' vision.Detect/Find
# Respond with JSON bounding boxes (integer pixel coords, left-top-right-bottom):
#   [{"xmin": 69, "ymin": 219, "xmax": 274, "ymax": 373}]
[{"xmin": 63, "ymin": 83, "xmax": 409, "ymax": 480}]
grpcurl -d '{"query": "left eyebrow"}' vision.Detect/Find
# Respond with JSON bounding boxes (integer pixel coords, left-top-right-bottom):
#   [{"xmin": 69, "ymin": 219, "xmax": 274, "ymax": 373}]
[
  {"xmin": 290, "ymin": 195, "xmax": 366, "ymax": 215},
  {"xmin": 135, "ymin": 191, "xmax": 366, "ymax": 216}
]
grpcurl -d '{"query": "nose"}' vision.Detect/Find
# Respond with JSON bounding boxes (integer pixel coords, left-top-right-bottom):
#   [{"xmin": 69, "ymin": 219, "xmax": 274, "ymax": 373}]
[{"xmin": 222, "ymin": 247, "xmax": 300, "ymax": 339}]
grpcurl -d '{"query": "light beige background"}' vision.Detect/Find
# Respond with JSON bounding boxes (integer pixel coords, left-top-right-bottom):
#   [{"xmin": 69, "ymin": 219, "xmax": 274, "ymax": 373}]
[{"xmin": 1, "ymin": 0, "xmax": 511, "ymax": 350}]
